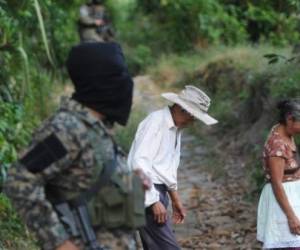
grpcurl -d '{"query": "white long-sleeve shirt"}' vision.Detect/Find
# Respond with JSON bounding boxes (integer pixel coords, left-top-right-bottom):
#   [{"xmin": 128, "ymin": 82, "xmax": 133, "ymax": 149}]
[{"xmin": 127, "ymin": 107, "xmax": 181, "ymax": 207}]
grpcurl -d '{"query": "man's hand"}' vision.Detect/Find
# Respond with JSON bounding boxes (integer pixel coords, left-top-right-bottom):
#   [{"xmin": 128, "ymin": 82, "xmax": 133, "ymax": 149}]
[
  {"xmin": 56, "ymin": 240, "xmax": 80, "ymax": 250},
  {"xmin": 172, "ymin": 201, "xmax": 186, "ymax": 224},
  {"xmin": 151, "ymin": 201, "xmax": 167, "ymax": 224},
  {"xmin": 134, "ymin": 168, "xmax": 152, "ymax": 190},
  {"xmin": 168, "ymin": 190, "xmax": 186, "ymax": 224}
]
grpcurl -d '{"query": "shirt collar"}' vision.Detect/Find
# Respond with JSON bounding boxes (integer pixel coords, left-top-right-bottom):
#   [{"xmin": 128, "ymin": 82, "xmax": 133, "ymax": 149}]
[{"xmin": 164, "ymin": 106, "xmax": 176, "ymax": 130}]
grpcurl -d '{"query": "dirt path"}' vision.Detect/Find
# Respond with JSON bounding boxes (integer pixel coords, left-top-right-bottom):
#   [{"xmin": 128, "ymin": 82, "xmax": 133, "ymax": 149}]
[
  {"xmin": 134, "ymin": 76, "xmax": 261, "ymax": 250},
  {"xmin": 175, "ymin": 135, "xmax": 260, "ymax": 250}
]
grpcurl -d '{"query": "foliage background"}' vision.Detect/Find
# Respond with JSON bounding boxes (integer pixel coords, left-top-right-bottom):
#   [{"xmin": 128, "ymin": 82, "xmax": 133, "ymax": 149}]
[{"xmin": 1, "ymin": 0, "xmax": 300, "ymax": 247}]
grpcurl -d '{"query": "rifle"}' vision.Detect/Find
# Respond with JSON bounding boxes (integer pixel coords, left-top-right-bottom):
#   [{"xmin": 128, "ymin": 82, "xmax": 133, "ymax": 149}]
[{"xmin": 54, "ymin": 202, "xmax": 104, "ymax": 250}]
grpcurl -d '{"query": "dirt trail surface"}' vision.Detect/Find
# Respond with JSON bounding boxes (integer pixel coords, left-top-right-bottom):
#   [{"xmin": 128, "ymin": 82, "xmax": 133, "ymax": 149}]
[{"xmin": 133, "ymin": 76, "xmax": 261, "ymax": 250}]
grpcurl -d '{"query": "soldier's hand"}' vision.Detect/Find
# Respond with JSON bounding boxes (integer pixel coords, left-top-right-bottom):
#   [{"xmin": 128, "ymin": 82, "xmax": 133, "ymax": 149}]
[
  {"xmin": 56, "ymin": 240, "xmax": 80, "ymax": 250},
  {"xmin": 151, "ymin": 201, "xmax": 167, "ymax": 224}
]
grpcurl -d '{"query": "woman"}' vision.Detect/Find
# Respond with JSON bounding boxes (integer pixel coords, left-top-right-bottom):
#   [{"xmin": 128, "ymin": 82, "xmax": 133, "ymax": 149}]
[{"xmin": 257, "ymin": 99, "xmax": 300, "ymax": 249}]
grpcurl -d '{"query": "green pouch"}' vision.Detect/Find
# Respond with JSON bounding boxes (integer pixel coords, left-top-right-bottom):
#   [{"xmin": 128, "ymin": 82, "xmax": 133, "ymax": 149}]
[
  {"xmin": 101, "ymin": 185, "xmax": 126, "ymax": 228},
  {"xmin": 101, "ymin": 186, "xmax": 124, "ymax": 207},
  {"xmin": 85, "ymin": 124, "xmax": 145, "ymax": 229},
  {"xmin": 89, "ymin": 176, "xmax": 145, "ymax": 229}
]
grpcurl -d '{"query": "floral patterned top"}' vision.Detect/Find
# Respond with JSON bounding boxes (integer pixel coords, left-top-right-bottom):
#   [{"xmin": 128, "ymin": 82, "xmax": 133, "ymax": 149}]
[{"xmin": 263, "ymin": 125, "xmax": 300, "ymax": 182}]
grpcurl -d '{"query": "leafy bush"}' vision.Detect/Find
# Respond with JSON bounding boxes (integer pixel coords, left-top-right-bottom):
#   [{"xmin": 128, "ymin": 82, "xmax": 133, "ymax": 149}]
[
  {"xmin": 133, "ymin": 0, "xmax": 248, "ymax": 51},
  {"xmin": 269, "ymin": 64, "xmax": 300, "ymax": 98},
  {"xmin": 0, "ymin": 0, "xmax": 83, "ymax": 187},
  {"xmin": 124, "ymin": 44, "xmax": 153, "ymax": 74},
  {"xmin": 140, "ymin": 45, "xmax": 298, "ymax": 191},
  {"xmin": 0, "ymin": 1, "xmax": 81, "ymax": 247},
  {"xmin": 244, "ymin": 3, "xmax": 300, "ymax": 45},
  {"xmin": 0, "ymin": 193, "xmax": 38, "ymax": 249},
  {"xmin": 111, "ymin": 0, "xmax": 300, "ymax": 57},
  {"xmin": 0, "ymin": 103, "xmax": 36, "ymax": 188}
]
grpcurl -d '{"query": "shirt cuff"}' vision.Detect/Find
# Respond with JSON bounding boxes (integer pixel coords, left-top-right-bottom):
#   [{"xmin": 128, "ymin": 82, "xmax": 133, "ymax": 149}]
[
  {"xmin": 167, "ymin": 183, "xmax": 177, "ymax": 191},
  {"xmin": 144, "ymin": 185, "xmax": 160, "ymax": 207}
]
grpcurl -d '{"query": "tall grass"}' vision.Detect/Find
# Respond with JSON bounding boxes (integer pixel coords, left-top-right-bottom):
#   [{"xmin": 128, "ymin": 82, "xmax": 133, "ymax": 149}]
[
  {"xmin": 33, "ymin": 0, "xmax": 55, "ymax": 67},
  {"xmin": 146, "ymin": 45, "xmax": 291, "ymax": 87},
  {"xmin": 17, "ymin": 34, "xmax": 30, "ymax": 101}
]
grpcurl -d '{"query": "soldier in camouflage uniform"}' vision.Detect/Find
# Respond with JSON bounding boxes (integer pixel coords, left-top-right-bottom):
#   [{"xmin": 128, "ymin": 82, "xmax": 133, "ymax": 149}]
[
  {"xmin": 78, "ymin": 0, "xmax": 114, "ymax": 42},
  {"xmin": 4, "ymin": 42, "xmax": 146, "ymax": 250}
]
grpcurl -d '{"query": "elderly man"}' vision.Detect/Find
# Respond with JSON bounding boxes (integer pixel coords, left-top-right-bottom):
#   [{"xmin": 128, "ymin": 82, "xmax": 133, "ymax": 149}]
[{"xmin": 128, "ymin": 85, "xmax": 218, "ymax": 250}]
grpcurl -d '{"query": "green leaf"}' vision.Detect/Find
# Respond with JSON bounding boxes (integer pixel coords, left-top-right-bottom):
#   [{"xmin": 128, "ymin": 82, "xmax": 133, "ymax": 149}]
[
  {"xmin": 263, "ymin": 53, "xmax": 278, "ymax": 59},
  {"xmin": 268, "ymin": 57, "xmax": 279, "ymax": 64},
  {"xmin": 33, "ymin": 0, "xmax": 55, "ymax": 67}
]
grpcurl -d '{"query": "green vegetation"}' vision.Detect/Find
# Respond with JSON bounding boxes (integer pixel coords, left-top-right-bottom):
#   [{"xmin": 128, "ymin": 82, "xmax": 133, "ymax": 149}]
[
  {"xmin": 115, "ymin": 108, "xmax": 146, "ymax": 153},
  {"xmin": 141, "ymin": 44, "xmax": 300, "ymax": 187},
  {"xmin": 0, "ymin": 0, "xmax": 84, "ymax": 187},
  {"xmin": 0, "ymin": 193, "xmax": 38, "ymax": 249},
  {"xmin": 0, "ymin": 1, "xmax": 82, "ymax": 247},
  {"xmin": 1, "ymin": 0, "xmax": 300, "ymax": 248},
  {"xmin": 109, "ymin": 0, "xmax": 300, "ymax": 73},
  {"xmin": 116, "ymin": 44, "xmax": 300, "ymax": 188}
]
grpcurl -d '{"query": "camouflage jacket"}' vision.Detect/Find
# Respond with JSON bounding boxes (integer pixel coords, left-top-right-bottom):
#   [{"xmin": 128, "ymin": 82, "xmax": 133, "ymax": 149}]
[
  {"xmin": 4, "ymin": 98, "xmax": 117, "ymax": 250},
  {"xmin": 78, "ymin": 4, "xmax": 114, "ymax": 42},
  {"xmin": 79, "ymin": 4, "xmax": 106, "ymax": 26}
]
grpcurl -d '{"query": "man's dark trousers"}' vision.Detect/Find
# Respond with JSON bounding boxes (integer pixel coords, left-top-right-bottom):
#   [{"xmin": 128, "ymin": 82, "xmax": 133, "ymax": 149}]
[{"xmin": 139, "ymin": 184, "xmax": 181, "ymax": 250}]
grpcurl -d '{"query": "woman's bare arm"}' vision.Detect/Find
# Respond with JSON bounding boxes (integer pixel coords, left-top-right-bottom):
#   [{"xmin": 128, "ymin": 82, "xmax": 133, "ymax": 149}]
[{"xmin": 269, "ymin": 157, "xmax": 300, "ymax": 234}]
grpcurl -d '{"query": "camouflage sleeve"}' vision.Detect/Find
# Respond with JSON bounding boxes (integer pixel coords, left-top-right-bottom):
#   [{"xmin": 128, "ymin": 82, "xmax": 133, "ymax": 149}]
[{"xmin": 3, "ymin": 115, "xmax": 84, "ymax": 250}]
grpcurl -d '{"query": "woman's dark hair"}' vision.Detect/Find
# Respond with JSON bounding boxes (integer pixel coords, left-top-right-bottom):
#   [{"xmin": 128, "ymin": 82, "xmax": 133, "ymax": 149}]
[{"xmin": 277, "ymin": 99, "xmax": 300, "ymax": 124}]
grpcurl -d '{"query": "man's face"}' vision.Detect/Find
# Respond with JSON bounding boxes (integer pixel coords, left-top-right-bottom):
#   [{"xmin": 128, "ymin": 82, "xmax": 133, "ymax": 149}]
[{"xmin": 173, "ymin": 105, "xmax": 195, "ymax": 128}]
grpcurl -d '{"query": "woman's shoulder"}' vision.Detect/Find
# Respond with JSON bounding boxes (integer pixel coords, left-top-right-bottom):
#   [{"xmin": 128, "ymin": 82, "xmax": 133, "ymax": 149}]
[{"xmin": 264, "ymin": 130, "xmax": 288, "ymax": 158}]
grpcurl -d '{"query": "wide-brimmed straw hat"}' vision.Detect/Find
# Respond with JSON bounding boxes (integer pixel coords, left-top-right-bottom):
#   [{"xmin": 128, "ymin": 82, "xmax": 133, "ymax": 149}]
[{"xmin": 162, "ymin": 85, "xmax": 218, "ymax": 125}]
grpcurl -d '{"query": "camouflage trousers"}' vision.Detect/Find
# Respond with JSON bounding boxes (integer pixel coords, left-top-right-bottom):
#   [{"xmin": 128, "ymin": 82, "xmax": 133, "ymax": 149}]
[{"xmin": 74, "ymin": 229, "xmax": 137, "ymax": 250}]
